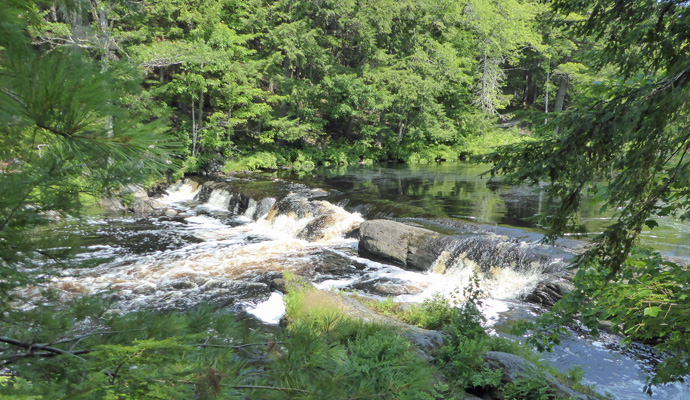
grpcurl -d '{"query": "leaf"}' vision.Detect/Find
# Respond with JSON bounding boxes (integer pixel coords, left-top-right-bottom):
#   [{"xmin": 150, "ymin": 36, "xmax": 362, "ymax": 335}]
[
  {"xmin": 644, "ymin": 219, "xmax": 659, "ymax": 229},
  {"xmin": 643, "ymin": 306, "xmax": 661, "ymax": 317}
]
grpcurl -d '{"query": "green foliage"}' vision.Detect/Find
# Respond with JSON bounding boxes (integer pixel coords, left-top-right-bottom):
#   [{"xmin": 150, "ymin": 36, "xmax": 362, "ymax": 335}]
[
  {"xmin": 0, "ymin": 3, "xmax": 175, "ymax": 299},
  {"xmin": 223, "ymin": 151, "xmax": 281, "ymax": 172},
  {"xmin": 366, "ymin": 293, "xmax": 475, "ymax": 331},
  {"xmin": 516, "ymin": 248, "xmax": 690, "ymax": 390},
  {"xmin": 278, "ymin": 281, "xmax": 438, "ymax": 399},
  {"xmin": 489, "ymin": 0, "xmax": 690, "ymax": 390},
  {"xmin": 462, "ymin": 128, "xmax": 533, "ymax": 158},
  {"xmin": 501, "ymin": 377, "xmax": 554, "ymax": 400},
  {"xmin": 437, "ymin": 299, "xmax": 502, "ymax": 390}
]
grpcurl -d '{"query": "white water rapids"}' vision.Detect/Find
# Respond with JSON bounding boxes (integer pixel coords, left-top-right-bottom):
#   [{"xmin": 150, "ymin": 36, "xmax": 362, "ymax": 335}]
[{"xmin": 36, "ymin": 177, "xmax": 690, "ymax": 400}]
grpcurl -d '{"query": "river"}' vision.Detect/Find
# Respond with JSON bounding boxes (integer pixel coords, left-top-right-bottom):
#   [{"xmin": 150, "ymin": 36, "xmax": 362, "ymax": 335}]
[{"xmin": 39, "ymin": 162, "xmax": 690, "ymax": 399}]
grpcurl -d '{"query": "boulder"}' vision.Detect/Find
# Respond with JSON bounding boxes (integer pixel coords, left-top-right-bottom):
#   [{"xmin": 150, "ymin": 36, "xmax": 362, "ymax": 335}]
[
  {"xmin": 99, "ymin": 196, "xmax": 125, "ymax": 212},
  {"xmin": 525, "ymin": 279, "xmax": 575, "ymax": 307},
  {"xmin": 358, "ymin": 219, "xmax": 452, "ymax": 270},
  {"xmin": 484, "ymin": 351, "xmax": 596, "ymax": 400},
  {"xmin": 358, "ymin": 220, "xmax": 573, "ymax": 276}
]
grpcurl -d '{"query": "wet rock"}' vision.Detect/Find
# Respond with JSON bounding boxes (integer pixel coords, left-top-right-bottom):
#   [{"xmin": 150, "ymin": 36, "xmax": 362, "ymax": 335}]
[
  {"xmin": 358, "ymin": 220, "xmax": 573, "ymax": 275},
  {"xmin": 194, "ymin": 181, "xmax": 262, "ymax": 217},
  {"xmin": 351, "ymin": 278, "xmax": 425, "ymax": 296},
  {"xmin": 312, "ymin": 251, "xmax": 365, "ymax": 276},
  {"xmin": 267, "ymin": 195, "xmax": 326, "ymax": 221},
  {"xmin": 484, "ymin": 351, "xmax": 596, "ymax": 400},
  {"xmin": 359, "ymin": 219, "xmax": 452, "ymax": 270},
  {"xmin": 270, "ymin": 277, "xmax": 315, "ymax": 294},
  {"xmin": 525, "ymin": 279, "xmax": 574, "ymax": 307},
  {"xmin": 253, "ymin": 197, "xmax": 277, "ymax": 219}
]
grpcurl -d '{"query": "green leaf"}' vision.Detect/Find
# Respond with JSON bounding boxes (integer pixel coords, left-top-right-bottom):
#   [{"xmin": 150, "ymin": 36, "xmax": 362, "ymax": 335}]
[
  {"xmin": 644, "ymin": 219, "xmax": 659, "ymax": 229},
  {"xmin": 643, "ymin": 306, "xmax": 661, "ymax": 317}
]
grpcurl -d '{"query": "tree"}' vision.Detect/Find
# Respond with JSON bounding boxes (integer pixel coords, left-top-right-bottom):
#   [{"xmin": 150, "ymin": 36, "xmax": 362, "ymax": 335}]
[
  {"xmin": 0, "ymin": 2, "xmax": 175, "ymax": 270},
  {"xmin": 1, "ymin": 0, "xmax": 175, "ymax": 361},
  {"xmin": 464, "ymin": 0, "xmax": 543, "ymax": 116},
  {"xmin": 488, "ymin": 0, "xmax": 690, "ymax": 390}
]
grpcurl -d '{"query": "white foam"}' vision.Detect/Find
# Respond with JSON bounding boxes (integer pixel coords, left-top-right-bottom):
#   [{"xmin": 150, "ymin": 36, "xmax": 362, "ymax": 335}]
[
  {"xmin": 161, "ymin": 180, "xmax": 200, "ymax": 204},
  {"xmin": 204, "ymin": 189, "xmax": 232, "ymax": 210},
  {"xmin": 246, "ymin": 292, "xmax": 285, "ymax": 324}
]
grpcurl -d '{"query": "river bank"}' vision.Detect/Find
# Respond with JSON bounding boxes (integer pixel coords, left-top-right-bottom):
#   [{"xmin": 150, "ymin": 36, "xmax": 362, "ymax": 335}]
[{"xmin": 18, "ymin": 165, "xmax": 690, "ymax": 399}]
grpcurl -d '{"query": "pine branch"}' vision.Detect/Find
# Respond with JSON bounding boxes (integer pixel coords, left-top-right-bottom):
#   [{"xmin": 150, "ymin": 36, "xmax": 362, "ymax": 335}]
[
  {"xmin": 230, "ymin": 385, "xmax": 312, "ymax": 394},
  {"xmin": 191, "ymin": 342, "xmax": 285, "ymax": 349},
  {"xmin": 0, "ymin": 336, "xmax": 93, "ymax": 366},
  {"xmin": 152, "ymin": 379, "xmax": 313, "ymax": 394}
]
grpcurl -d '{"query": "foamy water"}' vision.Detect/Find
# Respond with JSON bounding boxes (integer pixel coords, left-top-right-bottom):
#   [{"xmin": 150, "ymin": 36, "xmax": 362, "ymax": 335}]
[{"xmin": 37, "ymin": 178, "xmax": 689, "ymax": 400}]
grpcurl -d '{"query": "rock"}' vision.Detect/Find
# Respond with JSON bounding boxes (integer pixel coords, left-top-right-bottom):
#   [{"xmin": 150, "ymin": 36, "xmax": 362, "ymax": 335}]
[
  {"xmin": 351, "ymin": 277, "xmax": 426, "ymax": 296},
  {"xmin": 99, "ymin": 196, "xmax": 125, "ymax": 212},
  {"xmin": 525, "ymin": 279, "xmax": 574, "ymax": 307},
  {"xmin": 358, "ymin": 220, "xmax": 574, "ymax": 277},
  {"xmin": 253, "ymin": 197, "xmax": 277, "ymax": 220},
  {"xmin": 266, "ymin": 196, "xmax": 326, "ymax": 221},
  {"xmin": 328, "ymin": 292, "xmax": 445, "ymax": 352},
  {"xmin": 269, "ymin": 277, "xmax": 315, "ymax": 294},
  {"xmin": 484, "ymin": 351, "xmax": 596, "ymax": 400},
  {"xmin": 358, "ymin": 219, "xmax": 452, "ymax": 270},
  {"xmin": 121, "ymin": 184, "xmax": 149, "ymax": 201},
  {"xmin": 297, "ymin": 205, "xmax": 359, "ymax": 242},
  {"xmin": 312, "ymin": 251, "xmax": 365, "ymax": 277}
]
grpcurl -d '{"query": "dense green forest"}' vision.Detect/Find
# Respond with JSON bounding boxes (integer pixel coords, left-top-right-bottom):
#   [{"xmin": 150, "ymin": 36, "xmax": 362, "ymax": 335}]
[
  {"xmin": 2, "ymin": 0, "xmax": 690, "ymax": 398},
  {"xmin": 10, "ymin": 0, "xmax": 592, "ymax": 172}
]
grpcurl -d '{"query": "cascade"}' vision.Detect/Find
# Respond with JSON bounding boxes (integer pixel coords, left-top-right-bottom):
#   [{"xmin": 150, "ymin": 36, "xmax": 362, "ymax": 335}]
[{"xmin": 25, "ymin": 169, "xmax": 688, "ymax": 400}]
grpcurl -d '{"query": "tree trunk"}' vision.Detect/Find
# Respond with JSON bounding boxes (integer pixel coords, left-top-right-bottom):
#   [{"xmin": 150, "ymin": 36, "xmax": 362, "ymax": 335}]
[
  {"xmin": 523, "ymin": 72, "xmax": 532, "ymax": 105},
  {"xmin": 397, "ymin": 120, "xmax": 406, "ymax": 143},
  {"xmin": 281, "ymin": 55, "xmax": 290, "ymax": 116},
  {"xmin": 345, "ymin": 115, "xmax": 356, "ymax": 140},
  {"xmin": 554, "ymin": 75, "xmax": 569, "ymax": 112},
  {"xmin": 192, "ymin": 95, "xmax": 197, "ymax": 157},
  {"xmin": 198, "ymin": 90, "xmax": 204, "ymax": 129},
  {"xmin": 544, "ymin": 59, "xmax": 550, "ymax": 124}
]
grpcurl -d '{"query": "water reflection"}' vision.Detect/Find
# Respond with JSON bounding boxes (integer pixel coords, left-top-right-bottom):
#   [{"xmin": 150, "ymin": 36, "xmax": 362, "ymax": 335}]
[{"xmin": 275, "ymin": 163, "xmax": 690, "ymax": 258}]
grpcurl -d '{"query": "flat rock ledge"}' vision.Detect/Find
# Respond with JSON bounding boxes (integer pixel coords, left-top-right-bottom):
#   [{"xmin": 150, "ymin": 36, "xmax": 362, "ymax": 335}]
[
  {"xmin": 358, "ymin": 219, "xmax": 571, "ymax": 273},
  {"xmin": 272, "ymin": 279, "xmax": 443, "ymax": 352},
  {"xmin": 358, "ymin": 219, "xmax": 456, "ymax": 271}
]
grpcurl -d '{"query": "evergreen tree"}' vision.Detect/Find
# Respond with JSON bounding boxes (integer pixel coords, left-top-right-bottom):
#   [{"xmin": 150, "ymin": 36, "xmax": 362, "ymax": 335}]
[{"xmin": 489, "ymin": 0, "xmax": 690, "ymax": 389}]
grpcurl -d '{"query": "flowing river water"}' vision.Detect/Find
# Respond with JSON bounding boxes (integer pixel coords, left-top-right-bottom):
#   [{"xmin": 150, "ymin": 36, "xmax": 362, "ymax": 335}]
[{"xmin": 39, "ymin": 163, "xmax": 689, "ymax": 399}]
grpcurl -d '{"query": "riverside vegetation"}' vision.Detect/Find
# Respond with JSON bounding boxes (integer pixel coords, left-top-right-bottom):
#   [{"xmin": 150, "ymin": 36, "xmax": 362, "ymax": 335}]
[{"xmin": 2, "ymin": 0, "xmax": 690, "ymax": 398}]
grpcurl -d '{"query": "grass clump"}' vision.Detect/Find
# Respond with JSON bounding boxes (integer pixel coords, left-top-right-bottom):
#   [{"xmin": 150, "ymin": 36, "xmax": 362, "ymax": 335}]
[
  {"xmin": 278, "ymin": 274, "xmax": 440, "ymax": 399},
  {"xmin": 365, "ymin": 294, "xmax": 457, "ymax": 330}
]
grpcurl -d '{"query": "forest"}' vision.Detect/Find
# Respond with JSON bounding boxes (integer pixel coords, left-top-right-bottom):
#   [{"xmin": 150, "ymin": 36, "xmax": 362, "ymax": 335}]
[
  {"xmin": 1, "ymin": 0, "xmax": 689, "ymax": 398},
  {"xmin": 8, "ymin": 0, "xmax": 576, "ymax": 172}
]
